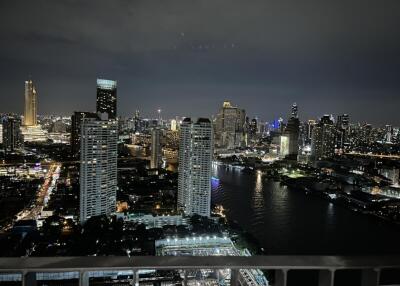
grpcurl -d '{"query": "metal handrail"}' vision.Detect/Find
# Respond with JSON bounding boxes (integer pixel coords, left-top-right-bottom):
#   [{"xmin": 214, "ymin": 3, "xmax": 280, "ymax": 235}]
[{"xmin": 0, "ymin": 256, "xmax": 398, "ymax": 286}]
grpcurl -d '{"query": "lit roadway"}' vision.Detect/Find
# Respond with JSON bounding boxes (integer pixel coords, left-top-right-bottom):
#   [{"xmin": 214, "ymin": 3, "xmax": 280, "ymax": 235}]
[
  {"xmin": 345, "ymin": 152, "xmax": 400, "ymax": 160},
  {"xmin": 0, "ymin": 157, "xmax": 142, "ymax": 167},
  {"xmin": 15, "ymin": 163, "xmax": 61, "ymax": 221}
]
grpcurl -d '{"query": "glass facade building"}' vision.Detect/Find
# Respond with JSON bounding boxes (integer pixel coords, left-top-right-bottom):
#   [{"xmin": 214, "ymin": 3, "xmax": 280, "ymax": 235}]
[{"xmin": 96, "ymin": 79, "xmax": 117, "ymax": 119}]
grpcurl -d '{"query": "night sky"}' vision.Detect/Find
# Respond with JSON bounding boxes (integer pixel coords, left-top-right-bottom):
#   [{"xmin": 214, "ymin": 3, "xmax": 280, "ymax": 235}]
[{"xmin": 1, "ymin": 0, "xmax": 400, "ymax": 125}]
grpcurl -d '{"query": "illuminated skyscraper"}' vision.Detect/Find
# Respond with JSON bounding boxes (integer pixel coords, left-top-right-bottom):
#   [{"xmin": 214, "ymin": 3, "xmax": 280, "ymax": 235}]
[
  {"xmin": 385, "ymin": 125, "xmax": 393, "ymax": 143},
  {"xmin": 133, "ymin": 110, "xmax": 141, "ymax": 133},
  {"xmin": 70, "ymin": 111, "xmax": 98, "ymax": 158},
  {"xmin": 249, "ymin": 118, "xmax": 258, "ymax": 137},
  {"xmin": 170, "ymin": 119, "xmax": 177, "ymax": 131},
  {"xmin": 24, "ymin": 80, "xmax": 37, "ymax": 126},
  {"xmin": 311, "ymin": 115, "xmax": 336, "ymax": 160},
  {"xmin": 280, "ymin": 135, "xmax": 290, "ymax": 157},
  {"xmin": 215, "ymin": 101, "xmax": 246, "ymax": 150},
  {"xmin": 291, "ymin": 102, "xmax": 298, "ymax": 118},
  {"xmin": 336, "ymin": 114, "xmax": 350, "ymax": 150},
  {"xmin": 337, "ymin": 114, "xmax": 349, "ymax": 130},
  {"xmin": 96, "ymin": 79, "xmax": 117, "ymax": 119},
  {"xmin": 79, "ymin": 115, "xmax": 118, "ymax": 224},
  {"xmin": 20, "ymin": 80, "xmax": 47, "ymax": 142},
  {"xmin": 150, "ymin": 128, "xmax": 162, "ymax": 169},
  {"xmin": 280, "ymin": 104, "xmax": 300, "ymax": 159},
  {"xmin": 2, "ymin": 116, "xmax": 21, "ymax": 152},
  {"xmin": 281, "ymin": 119, "xmax": 300, "ymax": 158},
  {"xmin": 178, "ymin": 118, "xmax": 213, "ymax": 217},
  {"xmin": 305, "ymin": 119, "xmax": 316, "ymax": 145}
]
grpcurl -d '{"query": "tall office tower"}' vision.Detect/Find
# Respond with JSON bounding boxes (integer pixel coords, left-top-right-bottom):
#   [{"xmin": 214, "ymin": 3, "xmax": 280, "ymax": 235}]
[
  {"xmin": 79, "ymin": 115, "xmax": 118, "ymax": 224},
  {"xmin": 303, "ymin": 119, "xmax": 316, "ymax": 146},
  {"xmin": 177, "ymin": 118, "xmax": 213, "ymax": 217},
  {"xmin": 170, "ymin": 119, "xmax": 177, "ymax": 131},
  {"xmin": 157, "ymin": 109, "xmax": 162, "ymax": 126},
  {"xmin": 280, "ymin": 105, "xmax": 300, "ymax": 158},
  {"xmin": 2, "ymin": 116, "xmax": 21, "ymax": 152},
  {"xmin": 337, "ymin": 114, "xmax": 349, "ymax": 130},
  {"xmin": 291, "ymin": 102, "xmax": 298, "ymax": 118},
  {"xmin": 385, "ymin": 125, "xmax": 393, "ymax": 143},
  {"xmin": 70, "ymin": 111, "xmax": 98, "ymax": 158},
  {"xmin": 133, "ymin": 110, "xmax": 141, "ymax": 133},
  {"xmin": 286, "ymin": 118, "xmax": 300, "ymax": 156},
  {"xmin": 20, "ymin": 80, "xmax": 47, "ymax": 142},
  {"xmin": 298, "ymin": 121, "xmax": 307, "ymax": 148},
  {"xmin": 24, "ymin": 80, "xmax": 37, "ymax": 126},
  {"xmin": 311, "ymin": 115, "xmax": 336, "ymax": 160},
  {"xmin": 150, "ymin": 128, "xmax": 162, "ymax": 169},
  {"xmin": 96, "ymin": 79, "xmax": 117, "ymax": 119},
  {"xmin": 336, "ymin": 114, "xmax": 350, "ymax": 150},
  {"xmin": 250, "ymin": 118, "xmax": 258, "ymax": 136},
  {"xmin": 215, "ymin": 101, "xmax": 246, "ymax": 150}
]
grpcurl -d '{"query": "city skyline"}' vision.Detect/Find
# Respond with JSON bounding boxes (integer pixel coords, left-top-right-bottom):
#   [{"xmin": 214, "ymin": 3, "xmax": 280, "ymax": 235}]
[
  {"xmin": 1, "ymin": 1, "xmax": 400, "ymax": 284},
  {"xmin": 1, "ymin": 78, "xmax": 400, "ymax": 128},
  {"xmin": 1, "ymin": 1, "xmax": 400, "ymax": 125}
]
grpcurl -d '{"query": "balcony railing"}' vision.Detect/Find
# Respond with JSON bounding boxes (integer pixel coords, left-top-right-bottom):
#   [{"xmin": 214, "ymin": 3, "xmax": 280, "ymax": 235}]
[{"xmin": 0, "ymin": 256, "xmax": 399, "ymax": 286}]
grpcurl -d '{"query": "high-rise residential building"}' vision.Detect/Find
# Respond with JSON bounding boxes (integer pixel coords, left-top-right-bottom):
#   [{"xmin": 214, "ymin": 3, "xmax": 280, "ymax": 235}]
[
  {"xmin": 70, "ymin": 111, "xmax": 98, "ymax": 158},
  {"xmin": 306, "ymin": 120, "xmax": 316, "ymax": 143},
  {"xmin": 337, "ymin": 114, "xmax": 349, "ymax": 130},
  {"xmin": 165, "ymin": 130, "xmax": 179, "ymax": 149},
  {"xmin": 280, "ymin": 135, "xmax": 290, "ymax": 157},
  {"xmin": 385, "ymin": 125, "xmax": 393, "ymax": 143},
  {"xmin": 311, "ymin": 115, "xmax": 336, "ymax": 160},
  {"xmin": 150, "ymin": 128, "xmax": 162, "ymax": 169},
  {"xmin": 336, "ymin": 114, "xmax": 350, "ymax": 150},
  {"xmin": 133, "ymin": 110, "xmax": 141, "ymax": 133},
  {"xmin": 79, "ymin": 115, "xmax": 118, "ymax": 224},
  {"xmin": 2, "ymin": 116, "xmax": 21, "ymax": 152},
  {"xmin": 178, "ymin": 118, "xmax": 213, "ymax": 217},
  {"xmin": 249, "ymin": 118, "xmax": 258, "ymax": 137},
  {"xmin": 24, "ymin": 80, "xmax": 37, "ymax": 126},
  {"xmin": 215, "ymin": 101, "xmax": 246, "ymax": 150},
  {"xmin": 96, "ymin": 79, "xmax": 117, "ymax": 119},
  {"xmin": 291, "ymin": 102, "xmax": 298, "ymax": 118},
  {"xmin": 281, "ymin": 119, "xmax": 300, "ymax": 158},
  {"xmin": 247, "ymin": 117, "xmax": 259, "ymax": 146},
  {"xmin": 280, "ymin": 104, "xmax": 300, "ymax": 159}
]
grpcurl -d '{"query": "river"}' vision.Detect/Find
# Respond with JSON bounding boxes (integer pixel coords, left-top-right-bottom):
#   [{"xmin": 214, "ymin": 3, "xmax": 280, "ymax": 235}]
[{"xmin": 211, "ymin": 164, "xmax": 400, "ymax": 255}]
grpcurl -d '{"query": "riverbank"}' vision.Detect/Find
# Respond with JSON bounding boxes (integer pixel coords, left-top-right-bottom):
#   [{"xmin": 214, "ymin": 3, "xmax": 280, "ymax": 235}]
[{"xmin": 212, "ymin": 164, "xmax": 400, "ymax": 255}]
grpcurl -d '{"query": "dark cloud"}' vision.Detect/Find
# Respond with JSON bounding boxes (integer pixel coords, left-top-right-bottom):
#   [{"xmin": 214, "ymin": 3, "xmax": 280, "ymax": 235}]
[{"xmin": 0, "ymin": 0, "xmax": 400, "ymax": 125}]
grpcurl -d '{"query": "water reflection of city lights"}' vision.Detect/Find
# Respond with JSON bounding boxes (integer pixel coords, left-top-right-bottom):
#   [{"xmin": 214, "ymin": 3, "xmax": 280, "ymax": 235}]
[
  {"xmin": 211, "ymin": 176, "xmax": 220, "ymax": 189},
  {"xmin": 327, "ymin": 202, "xmax": 335, "ymax": 221},
  {"xmin": 252, "ymin": 170, "xmax": 264, "ymax": 209},
  {"xmin": 255, "ymin": 171, "xmax": 262, "ymax": 193}
]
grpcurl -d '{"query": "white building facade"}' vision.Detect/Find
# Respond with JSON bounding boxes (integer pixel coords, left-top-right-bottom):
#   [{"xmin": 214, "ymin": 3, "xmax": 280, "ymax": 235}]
[
  {"xmin": 178, "ymin": 118, "xmax": 213, "ymax": 217},
  {"xmin": 79, "ymin": 116, "xmax": 118, "ymax": 224}
]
